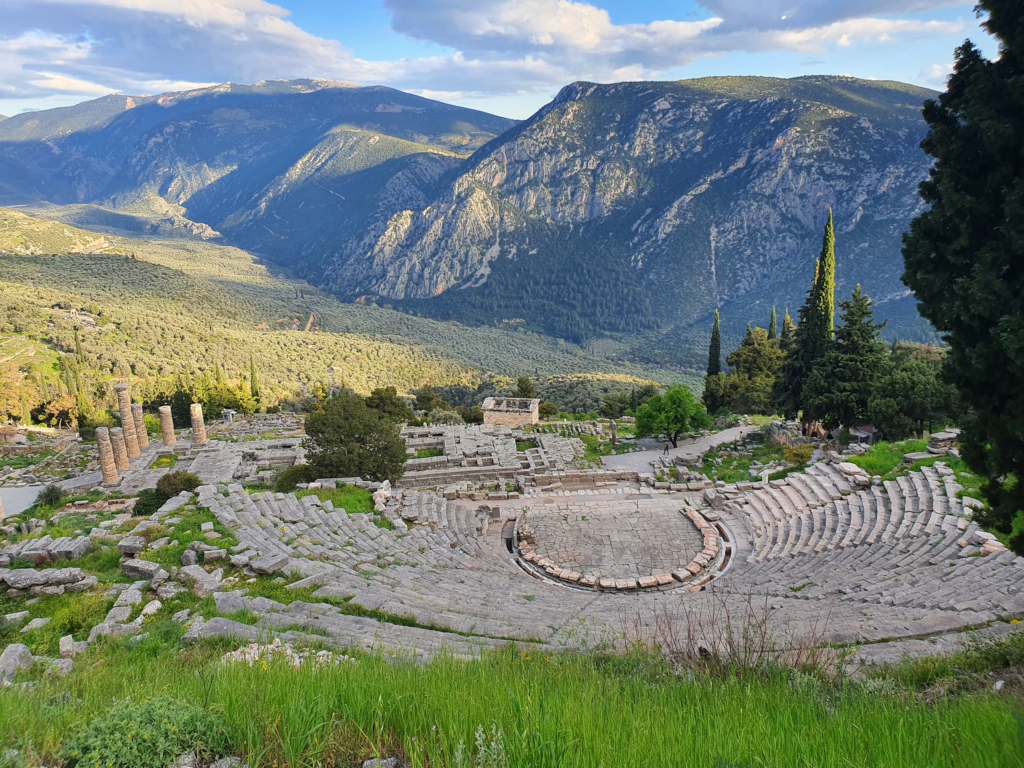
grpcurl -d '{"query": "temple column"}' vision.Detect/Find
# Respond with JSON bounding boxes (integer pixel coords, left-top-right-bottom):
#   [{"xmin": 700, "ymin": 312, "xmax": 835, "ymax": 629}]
[
  {"xmin": 190, "ymin": 403, "xmax": 208, "ymax": 445},
  {"xmin": 158, "ymin": 405, "xmax": 176, "ymax": 446},
  {"xmin": 131, "ymin": 403, "xmax": 149, "ymax": 449},
  {"xmin": 96, "ymin": 427, "xmax": 119, "ymax": 485},
  {"xmin": 109, "ymin": 427, "xmax": 130, "ymax": 471},
  {"xmin": 113, "ymin": 383, "xmax": 140, "ymax": 458}
]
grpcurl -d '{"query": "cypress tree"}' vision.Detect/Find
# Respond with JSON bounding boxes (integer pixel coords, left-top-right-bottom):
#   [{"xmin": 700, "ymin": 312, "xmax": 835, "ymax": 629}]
[
  {"xmin": 901, "ymin": 0, "xmax": 1024, "ymax": 537},
  {"xmin": 707, "ymin": 310, "xmax": 722, "ymax": 376},
  {"xmin": 250, "ymin": 353, "xmax": 261, "ymax": 404},
  {"xmin": 73, "ymin": 326, "xmax": 83, "ymax": 362},
  {"xmin": 810, "ymin": 208, "xmax": 836, "ymax": 358},
  {"xmin": 780, "ymin": 310, "xmax": 795, "ymax": 349},
  {"xmin": 768, "ymin": 306, "xmax": 777, "ymax": 341}
]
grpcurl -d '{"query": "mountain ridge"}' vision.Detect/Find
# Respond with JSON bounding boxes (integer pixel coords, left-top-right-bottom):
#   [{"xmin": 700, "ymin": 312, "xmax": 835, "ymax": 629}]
[{"xmin": 0, "ymin": 75, "xmax": 938, "ymax": 366}]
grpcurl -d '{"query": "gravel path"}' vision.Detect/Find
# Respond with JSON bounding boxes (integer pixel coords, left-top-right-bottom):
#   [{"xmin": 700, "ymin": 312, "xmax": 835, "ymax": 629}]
[
  {"xmin": 599, "ymin": 425, "xmax": 759, "ymax": 473},
  {"xmin": 0, "ymin": 486, "xmax": 42, "ymax": 516}
]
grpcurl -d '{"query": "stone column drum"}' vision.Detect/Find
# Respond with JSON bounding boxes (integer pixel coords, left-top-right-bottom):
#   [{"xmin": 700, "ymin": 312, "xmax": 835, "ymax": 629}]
[
  {"xmin": 113, "ymin": 383, "xmax": 140, "ymax": 458},
  {"xmin": 190, "ymin": 403, "xmax": 208, "ymax": 445},
  {"xmin": 158, "ymin": 405, "xmax": 176, "ymax": 446},
  {"xmin": 109, "ymin": 427, "xmax": 130, "ymax": 471},
  {"xmin": 131, "ymin": 403, "xmax": 149, "ymax": 449},
  {"xmin": 95, "ymin": 427, "xmax": 119, "ymax": 485}
]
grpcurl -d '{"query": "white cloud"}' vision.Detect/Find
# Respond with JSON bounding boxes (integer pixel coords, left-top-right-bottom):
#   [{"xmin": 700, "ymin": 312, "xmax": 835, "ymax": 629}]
[
  {"xmin": 0, "ymin": 0, "xmax": 974, "ymax": 113},
  {"xmin": 917, "ymin": 62, "xmax": 953, "ymax": 88}
]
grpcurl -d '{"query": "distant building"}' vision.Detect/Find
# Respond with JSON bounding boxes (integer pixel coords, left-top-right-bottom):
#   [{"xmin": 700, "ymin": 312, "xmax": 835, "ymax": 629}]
[{"xmin": 481, "ymin": 397, "xmax": 540, "ymax": 428}]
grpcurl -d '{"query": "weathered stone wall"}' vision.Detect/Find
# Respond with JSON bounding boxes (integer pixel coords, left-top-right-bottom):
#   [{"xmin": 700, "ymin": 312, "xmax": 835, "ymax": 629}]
[{"xmin": 483, "ymin": 411, "xmax": 538, "ymax": 428}]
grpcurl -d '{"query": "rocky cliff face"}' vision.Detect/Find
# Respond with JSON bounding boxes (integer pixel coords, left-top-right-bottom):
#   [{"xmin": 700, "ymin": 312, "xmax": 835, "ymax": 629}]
[{"xmin": 310, "ymin": 76, "xmax": 935, "ymax": 350}]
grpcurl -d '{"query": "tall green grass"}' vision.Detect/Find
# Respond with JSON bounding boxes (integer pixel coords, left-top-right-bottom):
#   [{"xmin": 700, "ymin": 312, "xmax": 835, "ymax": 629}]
[
  {"xmin": 1, "ymin": 640, "xmax": 1020, "ymax": 768},
  {"xmin": 845, "ymin": 439, "xmax": 928, "ymax": 477}
]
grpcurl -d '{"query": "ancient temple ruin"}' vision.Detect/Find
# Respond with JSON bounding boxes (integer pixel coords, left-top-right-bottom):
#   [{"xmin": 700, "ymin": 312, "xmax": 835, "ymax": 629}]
[{"xmin": 481, "ymin": 397, "xmax": 540, "ymax": 428}]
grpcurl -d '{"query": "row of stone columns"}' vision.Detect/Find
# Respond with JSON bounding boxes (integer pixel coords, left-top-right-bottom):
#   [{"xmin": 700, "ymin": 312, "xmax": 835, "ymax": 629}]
[{"xmin": 93, "ymin": 384, "xmax": 208, "ymax": 485}]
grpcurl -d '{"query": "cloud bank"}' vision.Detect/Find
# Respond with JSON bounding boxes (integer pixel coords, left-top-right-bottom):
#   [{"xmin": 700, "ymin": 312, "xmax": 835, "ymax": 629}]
[{"xmin": 0, "ymin": 0, "xmax": 970, "ymax": 111}]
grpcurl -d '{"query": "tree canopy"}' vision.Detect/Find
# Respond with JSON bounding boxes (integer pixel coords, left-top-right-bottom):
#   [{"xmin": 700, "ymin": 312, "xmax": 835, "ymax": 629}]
[
  {"xmin": 803, "ymin": 285, "xmax": 890, "ymax": 431},
  {"xmin": 365, "ymin": 386, "xmax": 414, "ymax": 423},
  {"xmin": 304, "ymin": 392, "xmax": 407, "ymax": 483},
  {"xmin": 635, "ymin": 386, "xmax": 712, "ymax": 448},
  {"xmin": 901, "ymin": 0, "xmax": 1024, "ymax": 531}
]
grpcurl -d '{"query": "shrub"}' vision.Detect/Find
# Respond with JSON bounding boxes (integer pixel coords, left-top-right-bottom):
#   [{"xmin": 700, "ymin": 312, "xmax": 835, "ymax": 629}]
[
  {"xmin": 782, "ymin": 444, "xmax": 814, "ymax": 464},
  {"xmin": 143, "ymin": 413, "xmax": 162, "ymax": 435},
  {"xmin": 61, "ymin": 694, "xmax": 227, "ymax": 768},
  {"xmin": 77, "ymin": 409, "xmax": 116, "ymax": 441},
  {"xmin": 36, "ymin": 484, "xmax": 66, "ymax": 507},
  {"xmin": 155, "ymin": 471, "xmax": 201, "ymax": 498},
  {"xmin": 274, "ymin": 463, "xmax": 316, "ymax": 492},
  {"xmin": 538, "ymin": 402, "xmax": 559, "ymax": 419},
  {"xmin": 132, "ymin": 488, "xmax": 166, "ymax": 517},
  {"xmin": 428, "ymin": 408, "xmax": 464, "ymax": 425}
]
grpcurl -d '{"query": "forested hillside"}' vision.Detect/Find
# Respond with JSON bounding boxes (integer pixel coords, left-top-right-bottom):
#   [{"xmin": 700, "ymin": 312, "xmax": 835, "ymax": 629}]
[{"xmin": 0, "ymin": 208, "xmax": 680, "ymax": 424}]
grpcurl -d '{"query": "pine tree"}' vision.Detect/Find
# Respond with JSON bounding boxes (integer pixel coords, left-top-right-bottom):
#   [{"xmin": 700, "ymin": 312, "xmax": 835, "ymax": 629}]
[
  {"xmin": 902, "ymin": 0, "xmax": 1024, "ymax": 537},
  {"xmin": 707, "ymin": 310, "xmax": 722, "ymax": 376},
  {"xmin": 250, "ymin": 353, "xmax": 261, "ymax": 404},
  {"xmin": 803, "ymin": 286, "xmax": 891, "ymax": 431},
  {"xmin": 768, "ymin": 306, "xmax": 777, "ymax": 341}
]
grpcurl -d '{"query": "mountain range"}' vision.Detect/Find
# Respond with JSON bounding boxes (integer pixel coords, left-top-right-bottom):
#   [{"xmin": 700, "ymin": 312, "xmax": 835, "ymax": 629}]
[{"xmin": 0, "ymin": 75, "xmax": 939, "ymax": 365}]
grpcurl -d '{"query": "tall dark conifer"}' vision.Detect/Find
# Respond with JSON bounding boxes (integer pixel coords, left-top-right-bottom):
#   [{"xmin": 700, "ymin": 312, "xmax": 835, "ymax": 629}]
[
  {"xmin": 707, "ymin": 310, "xmax": 722, "ymax": 376},
  {"xmin": 768, "ymin": 306, "xmax": 777, "ymax": 341},
  {"xmin": 803, "ymin": 285, "xmax": 890, "ymax": 431},
  {"xmin": 902, "ymin": 0, "xmax": 1024, "ymax": 537}
]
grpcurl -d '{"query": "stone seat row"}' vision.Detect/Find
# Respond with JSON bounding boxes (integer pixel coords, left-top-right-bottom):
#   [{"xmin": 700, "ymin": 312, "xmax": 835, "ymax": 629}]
[
  {"xmin": 725, "ymin": 520, "xmax": 1024, "ymax": 620},
  {"xmin": 728, "ymin": 464, "xmax": 967, "ymax": 563}
]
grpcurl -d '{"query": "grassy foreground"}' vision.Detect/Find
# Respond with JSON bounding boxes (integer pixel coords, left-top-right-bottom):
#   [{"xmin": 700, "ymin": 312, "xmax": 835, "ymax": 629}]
[{"xmin": 1, "ymin": 634, "xmax": 1021, "ymax": 768}]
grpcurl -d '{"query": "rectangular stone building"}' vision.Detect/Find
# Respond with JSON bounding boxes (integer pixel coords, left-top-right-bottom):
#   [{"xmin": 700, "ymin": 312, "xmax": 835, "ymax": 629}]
[{"xmin": 481, "ymin": 397, "xmax": 540, "ymax": 428}]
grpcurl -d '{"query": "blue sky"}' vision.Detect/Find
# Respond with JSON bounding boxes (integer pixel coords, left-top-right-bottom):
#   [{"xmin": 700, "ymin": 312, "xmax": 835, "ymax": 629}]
[{"xmin": 0, "ymin": 0, "xmax": 999, "ymax": 118}]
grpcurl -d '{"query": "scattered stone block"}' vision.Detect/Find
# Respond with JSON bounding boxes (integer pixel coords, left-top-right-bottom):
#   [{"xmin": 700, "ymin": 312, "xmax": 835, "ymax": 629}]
[
  {"xmin": 20, "ymin": 617, "xmax": 50, "ymax": 633},
  {"xmin": 251, "ymin": 553, "xmax": 288, "ymax": 574},
  {"xmin": 117, "ymin": 536, "xmax": 146, "ymax": 555},
  {"xmin": 121, "ymin": 558, "xmax": 164, "ymax": 580},
  {"xmin": 0, "ymin": 643, "xmax": 33, "ymax": 683}
]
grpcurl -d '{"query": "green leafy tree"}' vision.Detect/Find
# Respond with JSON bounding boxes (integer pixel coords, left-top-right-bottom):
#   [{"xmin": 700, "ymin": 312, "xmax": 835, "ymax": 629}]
[
  {"xmin": 901, "ymin": 1, "xmax": 1024, "ymax": 533},
  {"xmin": 869, "ymin": 354, "xmax": 958, "ymax": 440},
  {"xmin": 366, "ymin": 386, "xmax": 414, "ymax": 423},
  {"xmin": 538, "ymin": 401, "xmax": 559, "ymax": 419},
  {"xmin": 803, "ymin": 286, "xmax": 890, "ymax": 432},
  {"xmin": 707, "ymin": 310, "xmax": 722, "ymax": 376},
  {"xmin": 305, "ymin": 392, "xmax": 407, "ymax": 483},
  {"xmin": 414, "ymin": 385, "xmax": 447, "ymax": 412},
  {"xmin": 514, "ymin": 376, "xmax": 537, "ymax": 399},
  {"xmin": 635, "ymin": 386, "xmax": 713, "ymax": 448},
  {"xmin": 768, "ymin": 306, "xmax": 777, "ymax": 342},
  {"xmin": 599, "ymin": 392, "xmax": 629, "ymax": 420}
]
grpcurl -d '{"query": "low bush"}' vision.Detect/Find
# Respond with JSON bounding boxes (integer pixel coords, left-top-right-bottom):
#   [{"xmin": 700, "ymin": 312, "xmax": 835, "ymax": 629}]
[
  {"xmin": 273, "ymin": 463, "xmax": 316, "ymax": 492},
  {"xmin": 155, "ymin": 471, "xmax": 201, "ymax": 498},
  {"xmin": 36, "ymin": 484, "xmax": 67, "ymax": 508},
  {"xmin": 782, "ymin": 444, "xmax": 813, "ymax": 465},
  {"xmin": 131, "ymin": 488, "xmax": 165, "ymax": 517},
  {"xmin": 61, "ymin": 694, "xmax": 227, "ymax": 768}
]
